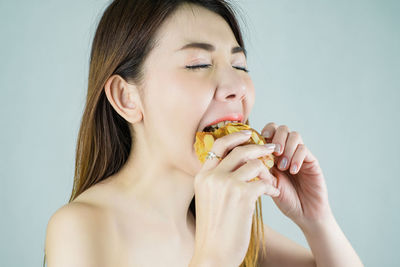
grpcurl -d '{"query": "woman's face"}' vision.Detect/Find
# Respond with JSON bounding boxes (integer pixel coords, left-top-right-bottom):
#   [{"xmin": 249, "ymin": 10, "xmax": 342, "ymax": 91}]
[{"xmin": 137, "ymin": 4, "xmax": 255, "ymax": 175}]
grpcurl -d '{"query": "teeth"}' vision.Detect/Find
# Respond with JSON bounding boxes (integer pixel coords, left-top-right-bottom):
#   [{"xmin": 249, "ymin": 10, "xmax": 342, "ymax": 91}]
[{"xmin": 209, "ymin": 120, "xmax": 240, "ymax": 130}]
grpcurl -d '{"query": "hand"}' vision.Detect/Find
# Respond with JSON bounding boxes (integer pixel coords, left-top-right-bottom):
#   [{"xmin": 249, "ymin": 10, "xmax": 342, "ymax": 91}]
[
  {"xmin": 261, "ymin": 123, "xmax": 333, "ymax": 228},
  {"xmin": 192, "ymin": 130, "xmax": 279, "ymax": 266}
]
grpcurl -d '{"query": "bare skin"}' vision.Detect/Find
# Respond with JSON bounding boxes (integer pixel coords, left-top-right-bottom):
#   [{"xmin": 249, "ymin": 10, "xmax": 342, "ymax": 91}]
[
  {"xmin": 48, "ymin": 178, "xmax": 314, "ymax": 267},
  {"xmin": 45, "ymin": 3, "xmax": 363, "ymax": 267},
  {"xmin": 69, "ymin": 181, "xmax": 197, "ymax": 266}
]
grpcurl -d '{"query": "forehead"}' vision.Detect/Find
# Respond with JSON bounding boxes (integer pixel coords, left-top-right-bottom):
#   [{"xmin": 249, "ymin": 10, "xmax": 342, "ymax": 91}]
[{"xmin": 153, "ymin": 4, "xmax": 240, "ymax": 52}]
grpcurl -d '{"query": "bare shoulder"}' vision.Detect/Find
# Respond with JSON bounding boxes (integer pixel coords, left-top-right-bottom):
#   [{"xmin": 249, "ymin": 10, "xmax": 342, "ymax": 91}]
[
  {"xmin": 258, "ymin": 223, "xmax": 316, "ymax": 267},
  {"xmin": 45, "ymin": 200, "xmax": 117, "ymax": 267}
]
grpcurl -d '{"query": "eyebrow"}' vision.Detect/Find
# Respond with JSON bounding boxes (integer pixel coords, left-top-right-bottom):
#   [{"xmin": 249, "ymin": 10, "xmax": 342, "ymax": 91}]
[{"xmin": 177, "ymin": 42, "xmax": 247, "ymax": 58}]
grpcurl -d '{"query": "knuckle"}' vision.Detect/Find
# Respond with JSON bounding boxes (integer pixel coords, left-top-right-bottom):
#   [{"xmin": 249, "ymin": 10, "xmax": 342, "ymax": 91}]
[
  {"xmin": 264, "ymin": 122, "xmax": 276, "ymax": 130},
  {"xmin": 248, "ymin": 158, "xmax": 264, "ymax": 170},
  {"xmin": 297, "ymin": 143, "xmax": 306, "ymax": 151},
  {"xmin": 200, "ymin": 170, "xmax": 221, "ymax": 185},
  {"xmin": 248, "ymin": 158, "xmax": 260, "ymax": 167},
  {"xmin": 255, "ymin": 158, "xmax": 265, "ymax": 168},
  {"xmin": 213, "ymin": 137, "xmax": 224, "ymax": 147},
  {"xmin": 233, "ymin": 145, "xmax": 246, "ymax": 153},
  {"xmin": 278, "ymin": 125, "xmax": 290, "ymax": 132},
  {"xmin": 231, "ymin": 145, "xmax": 247, "ymax": 158},
  {"xmin": 231, "ymin": 145, "xmax": 269, "ymax": 165},
  {"xmin": 290, "ymin": 131, "xmax": 301, "ymax": 138}
]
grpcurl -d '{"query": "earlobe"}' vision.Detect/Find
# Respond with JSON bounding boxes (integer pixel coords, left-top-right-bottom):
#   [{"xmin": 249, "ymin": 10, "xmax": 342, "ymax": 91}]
[{"xmin": 104, "ymin": 74, "xmax": 143, "ymax": 124}]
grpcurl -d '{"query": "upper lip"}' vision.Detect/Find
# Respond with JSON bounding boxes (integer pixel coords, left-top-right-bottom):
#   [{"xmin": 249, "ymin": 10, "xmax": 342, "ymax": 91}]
[{"xmin": 199, "ymin": 113, "xmax": 244, "ymax": 132}]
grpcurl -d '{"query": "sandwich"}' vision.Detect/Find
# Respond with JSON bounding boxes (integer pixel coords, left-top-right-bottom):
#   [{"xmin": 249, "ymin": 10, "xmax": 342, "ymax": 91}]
[{"xmin": 194, "ymin": 122, "xmax": 275, "ymax": 182}]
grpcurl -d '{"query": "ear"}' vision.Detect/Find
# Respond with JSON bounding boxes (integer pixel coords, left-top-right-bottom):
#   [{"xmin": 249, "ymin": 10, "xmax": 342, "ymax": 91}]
[{"xmin": 104, "ymin": 74, "xmax": 143, "ymax": 124}]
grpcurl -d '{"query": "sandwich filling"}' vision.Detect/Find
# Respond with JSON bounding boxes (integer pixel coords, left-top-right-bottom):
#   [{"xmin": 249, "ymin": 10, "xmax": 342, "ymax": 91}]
[{"xmin": 203, "ymin": 120, "xmax": 240, "ymax": 132}]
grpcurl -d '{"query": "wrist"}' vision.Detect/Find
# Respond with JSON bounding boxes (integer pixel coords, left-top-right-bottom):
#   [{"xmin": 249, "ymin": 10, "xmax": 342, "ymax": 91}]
[
  {"xmin": 297, "ymin": 209, "xmax": 336, "ymax": 235},
  {"xmin": 298, "ymin": 213, "xmax": 365, "ymax": 267}
]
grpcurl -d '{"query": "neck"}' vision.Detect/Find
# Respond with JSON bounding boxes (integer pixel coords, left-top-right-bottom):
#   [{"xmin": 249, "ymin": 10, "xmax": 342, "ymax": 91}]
[{"xmin": 111, "ymin": 133, "xmax": 196, "ymax": 233}]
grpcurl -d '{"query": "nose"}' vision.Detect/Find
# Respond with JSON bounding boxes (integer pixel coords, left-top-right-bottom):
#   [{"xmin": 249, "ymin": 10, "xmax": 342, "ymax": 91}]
[{"xmin": 214, "ymin": 66, "xmax": 248, "ymax": 102}]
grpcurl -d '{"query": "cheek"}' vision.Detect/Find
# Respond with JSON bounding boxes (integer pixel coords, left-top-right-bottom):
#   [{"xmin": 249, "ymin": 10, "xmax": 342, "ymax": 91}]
[
  {"xmin": 161, "ymin": 81, "xmax": 211, "ymax": 173},
  {"xmin": 143, "ymin": 68, "xmax": 215, "ymax": 167},
  {"xmin": 145, "ymin": 71, "xmax": 212, "ymax": 146},
  {"xmin": 160, "ymin": 71, "xmax": 212, "ymax": 119},
  {"xmin": 244, "ymin": 78, "xmax": 255, "ymax": 110}
]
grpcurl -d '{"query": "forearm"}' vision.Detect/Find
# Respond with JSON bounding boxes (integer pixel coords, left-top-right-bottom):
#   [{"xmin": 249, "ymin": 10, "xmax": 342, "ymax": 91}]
[{"xmin": 300, "ymin": 214, "xmax": 364, "ymax": 267}]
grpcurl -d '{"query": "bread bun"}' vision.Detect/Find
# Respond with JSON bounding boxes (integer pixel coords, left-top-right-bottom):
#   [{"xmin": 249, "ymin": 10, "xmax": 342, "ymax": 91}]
[{"xmin": 194, "ymin": 122, "xmax": 275, "ymax": 182}]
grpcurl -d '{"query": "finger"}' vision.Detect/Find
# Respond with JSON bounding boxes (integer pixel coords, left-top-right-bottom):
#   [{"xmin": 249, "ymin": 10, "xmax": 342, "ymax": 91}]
[
  {"xmin": 245, "ymin": 179, "xmax": 280, "ymax": 200},
  {"xmin": 201, "ymin": 130, "xmax": 253, "ymax": 172},
  {"xmin": 288, "ymin": 144, "xmax": 307, "ymax": 174},
  {"xmin": 261, "ymin": 122, "xmax": 277, "ymax": 140},
  {"xmin": 230, "ymin": 158, "xmax": 277, "ymax": 186},
  {"xmin": 289, "ymin": 144, "xmax": 318, "ymax": 174},
  {"xmin": 217, "ymin": 143, "xmax": 276, "ymax": 172},
  {"xmin": 271, "ymin": 125, "xmax": 290, "ymax": 156},
  {"xmin": 278, "ymin": 131, "xmax": 303, "ymax": 171}
]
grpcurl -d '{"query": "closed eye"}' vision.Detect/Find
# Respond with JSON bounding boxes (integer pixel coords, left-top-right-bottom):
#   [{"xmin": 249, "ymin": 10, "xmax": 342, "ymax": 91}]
[
  {"xmin": 185, "ymin": 64, "xmax": 249, "ymax": 73},
  {"xmin": 233, "ymin": 66, "xmax": 249, "ymax": 73},
  {"xmin": 185, "ymin": 64, "xmax": 212, "ymax": 70}
]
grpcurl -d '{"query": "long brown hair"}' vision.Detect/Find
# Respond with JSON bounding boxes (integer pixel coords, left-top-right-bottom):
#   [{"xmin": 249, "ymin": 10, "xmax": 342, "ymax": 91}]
[{"xmin": 44, "ymin": 0, "xmax": 266, "ymax": 266}]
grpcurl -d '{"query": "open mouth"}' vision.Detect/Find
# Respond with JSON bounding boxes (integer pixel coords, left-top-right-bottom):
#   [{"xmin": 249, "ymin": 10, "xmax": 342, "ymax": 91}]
[{"xmin": 202, "ymin": 120, "xmax": 241, "ymax": 132}]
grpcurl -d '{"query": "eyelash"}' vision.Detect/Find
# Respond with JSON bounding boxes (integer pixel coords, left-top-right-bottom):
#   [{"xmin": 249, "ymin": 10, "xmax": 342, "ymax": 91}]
[{"xmin": 185, "ymin": 64, "xmax": 249, "ymax": 73}]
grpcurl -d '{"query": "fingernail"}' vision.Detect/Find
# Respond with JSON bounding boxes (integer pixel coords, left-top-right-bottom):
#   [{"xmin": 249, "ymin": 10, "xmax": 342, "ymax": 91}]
[
  {"xmin": 264, "ymin": 144, "xmax": 276, "ymax": 150},
  {"xmin": 262, "ymin": 131, "xmax": 271, "ymax": 138},
  {"xmin": 279, "ymin": 157, "xmax": 287, "ymax": 169},
  {"xmin": 291, "ymin": 164, "xmax": 297, "ymax": 173},
  {"xmin": 274, "ymin": 144, "xmax": 281, "ymax": 153},
  {"xmin": 241, "ymin": 130, "xmax": 252, "ymax": 135}
]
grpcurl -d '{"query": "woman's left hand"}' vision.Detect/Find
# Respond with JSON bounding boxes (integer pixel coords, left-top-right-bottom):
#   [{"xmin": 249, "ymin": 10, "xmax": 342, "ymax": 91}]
[{"xmin": 261, "ymin": 122, "xmax": 333, "ymax": 228}]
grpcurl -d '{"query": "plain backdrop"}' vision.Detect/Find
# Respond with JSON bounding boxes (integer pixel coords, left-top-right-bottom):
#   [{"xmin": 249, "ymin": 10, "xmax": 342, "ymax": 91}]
[{"xmin": 1, "ymin": 0, "xmax": 399, "ymax": 266}]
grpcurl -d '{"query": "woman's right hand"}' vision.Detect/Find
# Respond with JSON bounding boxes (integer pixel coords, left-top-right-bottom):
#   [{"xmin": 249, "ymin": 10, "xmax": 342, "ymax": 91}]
[{"xmin": 191, "ymin": 130, "xmax": 280, "ymax": 266}]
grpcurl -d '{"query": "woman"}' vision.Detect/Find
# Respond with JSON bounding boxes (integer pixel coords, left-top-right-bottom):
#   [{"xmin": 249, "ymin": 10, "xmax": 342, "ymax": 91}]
[{"xmin": 44, "ymin": 0, "xmax": 364, "ymax": 266}]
